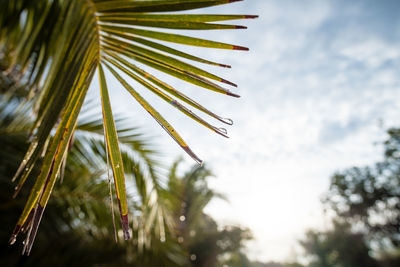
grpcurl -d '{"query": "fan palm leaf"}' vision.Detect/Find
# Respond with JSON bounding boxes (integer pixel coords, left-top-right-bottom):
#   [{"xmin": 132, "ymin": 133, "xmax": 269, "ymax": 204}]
[
  {"xmin": 1, "ymin": 94, "xmax": 176, "ymax": 256},
  {"xmin": 0, "ymin": 0, "xmax": 256, "ymax": 252},
  {"xmin": 0, "ymin": 95, "xmax": 188, "ymax": 265}
]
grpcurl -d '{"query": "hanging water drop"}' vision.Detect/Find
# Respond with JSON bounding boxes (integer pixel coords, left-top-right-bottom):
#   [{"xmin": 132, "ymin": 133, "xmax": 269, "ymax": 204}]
[
  {"xmin": 9, "ymin": 234, "xmax": 17, "ymax": 245},
  {"xmin": 218, "ymin": 127, "xmax": 228, "ymax": 135}
]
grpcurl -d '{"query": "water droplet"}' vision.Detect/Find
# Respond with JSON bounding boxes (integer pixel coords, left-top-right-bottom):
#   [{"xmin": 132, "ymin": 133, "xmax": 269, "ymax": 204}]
[
  {"xmin": 178, "ymin": 236, "xmax": 184, "ymax": 243},
  {"xmin": 9, "ymin": 234, "xmax": 17, "ymax": 245},
  {"xmin": 189, "ymin": 230, "xmax": 196, "ymax": 237},
  {"xmin": 190, "ymin": 254, "xmax": 197, "ymax": 261},
  {"xmin": 115, "ymin": 164, "xmax": 120, "ymax": 169},
  {"xmin": 218, "ymin": 128, "xmax": 227, "ymax": 135},
  {"xmin": 223, "ymin": 118, "xmax": 233, "ymax": 125},
  {"xmin": 179, "ymin": 215, "xmax": 185, "ymax": 222},
  {"xmin": 160, "ymin": 236, "xmax": 166, "ymax": 242},
  {"xmin": 25, "ymin": 167, "xmax": 29, "ymax": 171}
]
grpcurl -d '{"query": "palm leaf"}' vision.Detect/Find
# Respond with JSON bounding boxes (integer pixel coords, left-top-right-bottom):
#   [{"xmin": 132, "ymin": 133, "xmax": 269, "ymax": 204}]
[
  {"xmin": 0, "ymin": 0, "xmax": 256, "ymax": 251},
  {"xmin": 0, "ymin": 94, "xmax": 187, "ymax": 263},
  {"xmin": 99, "ymin": 64, "xmax": 130, "ymax": 240}
]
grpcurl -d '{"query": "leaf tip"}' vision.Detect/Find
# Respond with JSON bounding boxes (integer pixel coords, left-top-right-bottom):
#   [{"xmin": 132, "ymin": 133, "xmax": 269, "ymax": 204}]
[
  {"xmin": 235, "ymin": 25, "xmax": 247, "ymax": 29},
  {"xmin": 232, "ymin": 45, "xmax": 249, "ymax": 51},
  {"xmin": 222, "ymin": 118, "xmax": 234, "ymax": 125},
  {"xmin": 245, "ymin": 15, "xmax": 259, "ymax": 19},
  {"xmin": 182, "ymin": 146, "xmax": 203, "ymax": 165},
  {"xmin": 121, "ymin": 214, "xmax": 130, "ymax": 240},
  {"xmin": 221, "ymin": 78, "xmax": 237, "ymax": 87},
  {"xmin": 227, "ymin": 91, "xmax": 241, "ymax": 98},
  {"xmin": 13, "ymin": 185, "xmax": 21, "ymax": 198},
  {"xmin": 220, "ymin": 63, "xmax": 231, "ymax": 68},
  {"xmin": 9, "ymin": 225, "xmax": 21, "ymax": 245}
]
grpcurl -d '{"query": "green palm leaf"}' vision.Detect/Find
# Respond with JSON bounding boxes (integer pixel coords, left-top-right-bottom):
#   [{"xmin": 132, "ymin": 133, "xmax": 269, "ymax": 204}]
[
  {"xmin": 0, "ymin": 0, "xmax": 256, "ymax": 252},
  {"xmin": 99, "ymin": 64, "xmax": 130, "ymax": 240}
]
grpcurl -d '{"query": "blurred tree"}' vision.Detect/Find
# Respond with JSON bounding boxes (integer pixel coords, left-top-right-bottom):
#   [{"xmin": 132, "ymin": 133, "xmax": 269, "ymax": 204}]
[
  {"xmin": 166, "ymin": 161, "xmax": 253, "ymax": 267},
  {"xmin": 301, "ymin": 221, "xmax": 379, "ymax": 267},
  {"xmin": 246, "ymin": 262, "xmax": 304, "ymax": 267},
  {"xmin": 300, "ymin": 128, "xmax": 400, "ymax": 267},
  {"xmin": 325, "ymin": 128, "xmax": 400, "ymax": 250}
]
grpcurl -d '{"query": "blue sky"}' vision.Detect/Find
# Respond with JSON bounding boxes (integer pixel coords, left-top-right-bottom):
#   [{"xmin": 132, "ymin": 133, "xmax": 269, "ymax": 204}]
[{"xmin": 90, "ymin": 0, "xmax": 400, "ymax": 262}]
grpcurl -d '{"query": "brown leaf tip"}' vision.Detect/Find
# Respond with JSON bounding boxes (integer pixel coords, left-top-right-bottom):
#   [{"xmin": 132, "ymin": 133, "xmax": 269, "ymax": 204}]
[
  {"xmin": 232, "ymin": 45, "xmax": 249, "ymax": 51},
  {"xmin": 121, "ymin": 214, "xmax": 130, "ymax": 240},
  {"xmin": 182, "ymin": 146, "xmax": 203, "ymax": 166},
  {"xmin": 227, "ymin": 91, "xmax": 241, "ymax": 98},
  {"xmin": 245, "ymin": 15, "xmax": 259, "ymax": 19},
  {"xmin": 221, "ymin": 78, "xmax": 237, "ymax": 87},
  {"xmin": 220, "ymin": 64, "xmax": 232, "ymax": 68},
  {"xmin": 235, "ymin": 25, "xmax": 247, "ymax": 29}
]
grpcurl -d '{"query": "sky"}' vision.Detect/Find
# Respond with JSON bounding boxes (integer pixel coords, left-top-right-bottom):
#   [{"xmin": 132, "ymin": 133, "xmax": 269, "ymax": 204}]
[{"xmin": 89, "ymin": 0, "xmax": 400, "ymax": 262}]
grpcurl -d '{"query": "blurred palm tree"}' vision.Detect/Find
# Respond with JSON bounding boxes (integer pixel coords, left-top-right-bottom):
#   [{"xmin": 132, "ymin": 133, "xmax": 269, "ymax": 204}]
[
  {"xmin": 0, "ymin": 0, "xmax": 256, "ymax": 252},
  {"xmin": 166, "ymin": 161, "xmax": 252, "ymax": 266},
  {"xmin": 0, "ymin": 93, "xmax": 188, "ymax": 265}
]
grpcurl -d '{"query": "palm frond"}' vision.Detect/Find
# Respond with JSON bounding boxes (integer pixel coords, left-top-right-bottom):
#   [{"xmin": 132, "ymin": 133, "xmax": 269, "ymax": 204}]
[{"xmin": 0, "ymin": 0, "xmax": 256, "ymax": 251}]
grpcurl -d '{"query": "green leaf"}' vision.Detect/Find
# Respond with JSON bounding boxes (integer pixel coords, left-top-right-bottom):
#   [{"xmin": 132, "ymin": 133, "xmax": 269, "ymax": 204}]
[
  {"xmin": 104, "ymin": 52, "xmax": 234, "ymax": 125},
  {"xmin": 104, "ymin": 55, "xmax": 229, "ymax": 138},
  {"xmin": 101, "ymin": 35, "xmax": 237, "ymax": 86},
  {"xmin": 99, "ymin": 12, "xmax": 258, "ymax": 22},
  {"xmin": 101, "ymin": 28, "xmax": 231, "ymax": 68},
  {"xmin": 98, "ymin": 13, "xmax": 257, "ymax": 22},
  {"xmin": 98, "ymin": 64, "xmax": 130, "ymax": 240},
  {"xmin": 101, "ymin": 25, "xmax": 249, "ymax": 50},
  {"xmin": 96, "ymin": 0, "xmax": 243, "ymax": 13},
  {"xmin": 103, "ymin": 61, "xmax": 203, "ymax": 165},
  {"xmin": 102, "ymin": 42, "xmax": 240, "ymax": 97},
  {"xmin": 99, "ymin": 16, "xmax": 246, "ymax": 30}
]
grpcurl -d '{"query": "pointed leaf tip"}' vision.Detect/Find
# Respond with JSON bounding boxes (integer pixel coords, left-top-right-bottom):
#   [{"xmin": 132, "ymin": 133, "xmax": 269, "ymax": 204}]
[
  {"xmin": 182, "ymin": 146, "xmax": 203, "ymax": 165},
  {"xmin": 24, "ymin": 205, "xmax": 45, "ymax": 256},
  {"xmin": 235, "ymin": 25, "xmax": 247, "ymax": 29},
  {"xmin": 9, "ymin": 225, "xmax": 21, "ymax": 245},
  {"xmin": 220, "ymin": 63, "xmax": 231, "ymax": 68},
  {"xmin": 221, "ymin": 78, "xmax": 237, "ymax": 87},
  {"xmin": 232, "ymin": 45, "xmax": 249, "ymax": 51},
  {"xmin": 227, "ymin": 91, "xmax": 241, "ymax": 98},
  {"xmin": 121, "ymin": 214, "xmax": 130, "ymax": 240},
  {"xmin": 245, "ymin": 15, "xmax": 259, "ymax": 19}
]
